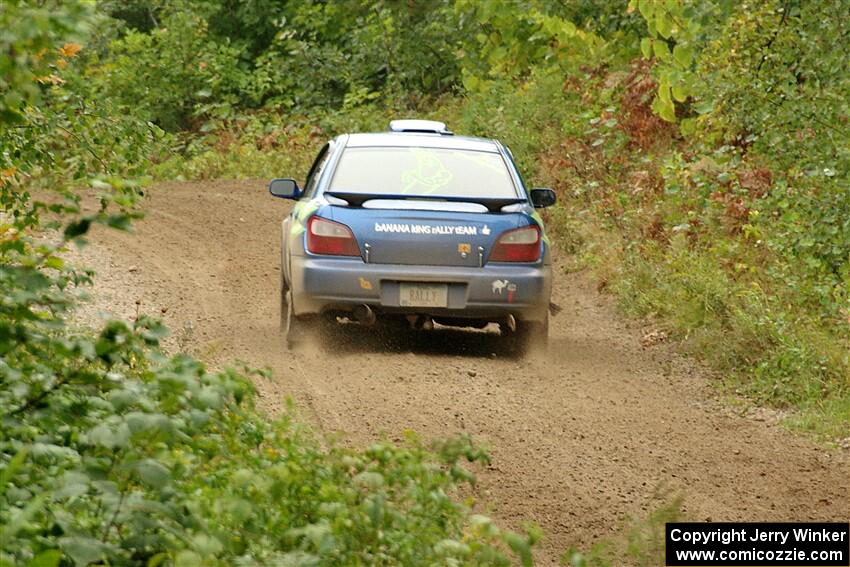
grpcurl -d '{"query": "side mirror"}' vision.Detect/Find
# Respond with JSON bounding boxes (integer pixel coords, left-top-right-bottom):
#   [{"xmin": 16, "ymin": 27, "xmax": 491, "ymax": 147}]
[
  {"xmin": 269, "ymin": 178, "xmax": 301, "ymax": 199},
  {"xmin": 530, "ymin": 188, "xmax": 557, "ymax": 208}
]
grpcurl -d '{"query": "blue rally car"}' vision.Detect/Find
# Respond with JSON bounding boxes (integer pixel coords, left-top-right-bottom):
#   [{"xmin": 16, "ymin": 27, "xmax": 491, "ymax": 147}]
[{"xmin": 269, "ymin": 120, "xmax": 556, "ymax": 352}]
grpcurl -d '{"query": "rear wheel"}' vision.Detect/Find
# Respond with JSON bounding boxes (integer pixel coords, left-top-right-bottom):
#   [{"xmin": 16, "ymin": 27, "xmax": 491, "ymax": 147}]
[
  {"xmin": 280, "ymin": 276, "xmax": 319, "ymax": 349},
  {"xmin": 284, "ymin": 290, "xmax": 322, "ymax": 349},
  {"xmin": 279, "ymin": 274, "xmax": 289, "ymax": 332}
]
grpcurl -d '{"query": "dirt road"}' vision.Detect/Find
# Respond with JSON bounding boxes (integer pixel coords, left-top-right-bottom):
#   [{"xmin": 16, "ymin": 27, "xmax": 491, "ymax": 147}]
[{"xmin": 81, "ymin": 180, "xmax": 848, "ymax": 564}]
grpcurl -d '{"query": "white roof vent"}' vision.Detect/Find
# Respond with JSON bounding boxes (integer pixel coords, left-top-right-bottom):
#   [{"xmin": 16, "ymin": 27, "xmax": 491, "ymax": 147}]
[{"xmin": 389, "ymin": 119, "xmax": 453, "ymax": 135}]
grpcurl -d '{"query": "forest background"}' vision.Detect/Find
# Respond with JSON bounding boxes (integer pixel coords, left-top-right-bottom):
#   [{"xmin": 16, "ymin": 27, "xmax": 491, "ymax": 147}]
[{"xmin": 2, "ymin": 1, "xmax": 848, "ymax": 565}]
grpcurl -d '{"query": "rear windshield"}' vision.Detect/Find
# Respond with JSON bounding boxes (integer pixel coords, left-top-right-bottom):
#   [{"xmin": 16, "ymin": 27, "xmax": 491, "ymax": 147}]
[{"xmin": 328, "ymin": 147, "xmax": 517, "ymax": 197}]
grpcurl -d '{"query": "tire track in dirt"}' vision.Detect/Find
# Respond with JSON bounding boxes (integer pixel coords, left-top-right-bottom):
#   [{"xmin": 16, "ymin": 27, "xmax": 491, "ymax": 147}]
[{"xmin": 81, "ymin": 181, "xmax": 849, "ymax": 565}]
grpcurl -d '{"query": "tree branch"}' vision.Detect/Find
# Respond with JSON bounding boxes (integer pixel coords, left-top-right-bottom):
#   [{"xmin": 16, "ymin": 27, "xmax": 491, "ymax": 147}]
[
  {"xmin": 56, "ymin": 125, "xmax": 109, "ymax": 172},
  {"xmin": 9, "ymin": 377, "xmax": 66, "ymax": 416},
  {"xmin": 756, "ymin": 0, "xmax": 791, "ymax": 73},
  {"xmin": 101, "ymin": 489, "xmax": 126, "ymax": 542}
]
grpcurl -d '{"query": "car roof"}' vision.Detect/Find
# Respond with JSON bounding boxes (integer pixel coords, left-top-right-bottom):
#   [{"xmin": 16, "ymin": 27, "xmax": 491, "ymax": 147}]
[{"xmin": 342, "ymin": 132, "xmax": 501, "ymax": 153}]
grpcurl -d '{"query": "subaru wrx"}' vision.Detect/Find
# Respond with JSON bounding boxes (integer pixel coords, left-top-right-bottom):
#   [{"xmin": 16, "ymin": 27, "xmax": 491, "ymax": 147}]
[{"xmin": 269, "ymin": 120, "xmax": 556, "ymax": 352}]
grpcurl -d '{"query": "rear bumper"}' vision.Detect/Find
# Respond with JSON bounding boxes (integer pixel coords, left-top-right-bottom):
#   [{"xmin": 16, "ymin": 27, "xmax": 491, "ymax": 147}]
[{"xmin": 290, "ymin": 255, "xmax": 551, "ymax": 322}]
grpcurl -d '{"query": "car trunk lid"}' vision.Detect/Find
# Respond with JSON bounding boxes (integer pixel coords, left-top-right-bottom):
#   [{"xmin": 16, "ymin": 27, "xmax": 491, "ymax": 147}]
[{"xmin": 328, "ymin": 201, "xmax": 522, "ymax": 267}]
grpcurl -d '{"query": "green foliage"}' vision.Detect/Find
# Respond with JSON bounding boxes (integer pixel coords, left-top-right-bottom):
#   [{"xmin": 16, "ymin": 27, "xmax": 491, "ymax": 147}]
[
  {"xmin": 0, "ymin": 1, "xmax": 168, "ymax": 199},
  {"xmin": 633, "ymin": 0, "xmax": 850, "ymax": 173},
  {"xmin": 441, "ymin": 0, "xmax": 850, "ymax": 439},
  {"xmin": 1, "ymin": 320, "xmax": 526, "ymax": 565},
  {"xmin": 5, "ymin": 0, "xmax": 850, "ymax": 563},
  {"xmin": 2, "ymin": 2, "xmax": 538, "ymax": 565},
  {"xmin": 150, "ymin": 103, "xmax": 422, "ymax": 181},
  {"xmin": 528, "ymin": 0, "xmax": 850, "ymax": 438},
  {"xmin": 83, "ymin": 0, "xmax": 463, "ymax": 131},
  {"xmin": 692, "ymin": 0, "xmax": 850, "ymax": 172},
  {"xmin": 630, "ymin": 0, "xmax": 711, "ymax": 121},
  {"xmin": 85, "ymin": 7, "xmax": 249, "ymax": 130},
  {"xmin": 0, "ymin": 1, "xmax": 93, "ymax": 124},
  {"xmin": 454, "ymin": 0, "xmax": 606, "ymax": 91},
  {"xmin": 554, "ymin": 0, "xmax": 644, "ymax": 37}
]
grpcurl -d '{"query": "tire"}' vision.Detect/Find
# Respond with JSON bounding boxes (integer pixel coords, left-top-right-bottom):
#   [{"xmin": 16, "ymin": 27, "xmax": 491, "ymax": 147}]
[
  {"xmin": 280, "ymin": 272, "xmax": 304, "ymax": 348},
  {"xmin": 283, "ymin": 290, "xmax": 308, "ymax": 349},
  {"xmin": 281, "ymin": 284, "xmax": 322, "ymax": 350},
  {"xmin": 279, "ymin": 273, "xmax": 289, "ymax": 333}
]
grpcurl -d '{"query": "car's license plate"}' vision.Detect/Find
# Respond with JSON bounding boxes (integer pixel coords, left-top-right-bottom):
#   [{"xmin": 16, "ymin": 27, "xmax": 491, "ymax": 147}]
[{"xmin": 399, "ymin": 283, "xmax": 448, "ymax": 308}]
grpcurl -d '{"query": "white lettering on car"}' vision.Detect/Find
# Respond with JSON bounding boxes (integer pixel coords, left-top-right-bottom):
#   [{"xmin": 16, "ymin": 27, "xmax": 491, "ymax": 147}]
[{"xmin": 374, "ymin": 223, "xmax": 479, "ymax": 236}]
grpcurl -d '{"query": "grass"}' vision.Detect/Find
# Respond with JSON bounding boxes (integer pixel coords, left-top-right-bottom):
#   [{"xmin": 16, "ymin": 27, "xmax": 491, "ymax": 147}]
[{"xmin": 555, "ymin": 207, "xmax": 850, "ymax": 442}]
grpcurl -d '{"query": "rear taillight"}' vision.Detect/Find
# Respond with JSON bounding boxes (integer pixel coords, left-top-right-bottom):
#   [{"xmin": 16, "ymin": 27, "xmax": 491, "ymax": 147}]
[
  {"xmin": 306, "ymin": 216, "xmax": 361, "ymax": 256},
  {"xmin": 489, "ymin": 225, "xmax": 541, "ymax": 262}
]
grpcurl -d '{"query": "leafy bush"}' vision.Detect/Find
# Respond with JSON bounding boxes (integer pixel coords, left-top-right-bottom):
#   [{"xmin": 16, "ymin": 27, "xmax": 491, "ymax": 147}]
[
  {"xmin": 452, "ymin": 0, "xmax": 850, "ymax": 438},
  {"xmin": 85, "ymin": 7, "xmax": 249, "ymax": 131},
  {"xmin": 1, "ymin": 317, "xmax": 529, "ymax": 565},
  {"xmin": 5, "ymin": 0, "xmax": 849, "ymax": 563},
  {"xmin": 1, "ymin": 3, "xmax": 537, "ymax": 565},
  {"xmin": 84, "ymin": 0, "xmax": 464, "ymax": 131},
  {"xmin": 632, "ymin": 0, "xmax": 850, "ymax": 292}
]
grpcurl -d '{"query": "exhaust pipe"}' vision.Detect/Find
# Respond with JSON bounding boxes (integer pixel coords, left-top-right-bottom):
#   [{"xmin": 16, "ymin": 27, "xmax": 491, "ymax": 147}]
[
  {"xmin": 406, "ymin": 314, "xmax": 434, "ymax": 330},
  {"xmin": 504, "ymin": 314, "xmax": 517, "ymax": 333},
  {"xmin": 353, "ymin": 304, "xmax": 376, "ymax": 326}
]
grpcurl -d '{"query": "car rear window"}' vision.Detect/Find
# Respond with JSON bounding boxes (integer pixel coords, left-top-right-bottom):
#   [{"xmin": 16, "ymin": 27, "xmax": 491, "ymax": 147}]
[{"xmin": 328, "ymin": 147, "xmax": 517, "ymax": 198}]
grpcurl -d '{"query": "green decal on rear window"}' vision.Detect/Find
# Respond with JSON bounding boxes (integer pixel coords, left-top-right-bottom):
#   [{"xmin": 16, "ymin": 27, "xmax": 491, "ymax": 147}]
[{"xmin": 330, "ymin": 147, "xmax": 516, "ymax": 198}]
